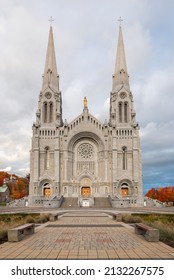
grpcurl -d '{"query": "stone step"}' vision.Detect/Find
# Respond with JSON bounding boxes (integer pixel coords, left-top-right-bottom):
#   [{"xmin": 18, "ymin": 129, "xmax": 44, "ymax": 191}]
[
  {"xmin": 60, "ymin": 197, "xmax": 78, "ymax": 208},
  {"xmin": 60, "ymin": 197, "xmax": 112, "ymax": 208},
  {"xmin": 93, "ymin": 197, "xmax": 111, "ymax": 208},
  {"xmin": 93, "ymin": 197, "xmax": 112, "ymax": 208}
]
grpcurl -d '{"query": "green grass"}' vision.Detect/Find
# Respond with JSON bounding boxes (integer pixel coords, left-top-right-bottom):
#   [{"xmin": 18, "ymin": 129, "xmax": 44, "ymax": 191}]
[
  {"xmin": 0, "ymin": 202, "xmax": 6, "ymax": 206},
  {"xmin": 132, "ymin": 213, "xmax": 174, "ymax": 224},
  {"xmin": 121, "ymin": 213, "xmax": 174, "ymax": 247}
]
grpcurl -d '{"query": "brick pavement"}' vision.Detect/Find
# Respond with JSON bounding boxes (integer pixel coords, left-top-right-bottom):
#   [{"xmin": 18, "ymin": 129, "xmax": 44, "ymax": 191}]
[{"xmin": 0, "ymin": 211, "xmax": 174, "ymax": 259}]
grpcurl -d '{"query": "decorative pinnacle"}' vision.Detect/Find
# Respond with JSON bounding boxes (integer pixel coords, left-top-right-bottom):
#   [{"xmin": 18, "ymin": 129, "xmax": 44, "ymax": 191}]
[
  {"xmin": 118, "ymin": 16, "xmax": 123, "ymax": 26},
  {"xmin": 48, "ymin": 16, "xmax": 54, "ymax": 26}
]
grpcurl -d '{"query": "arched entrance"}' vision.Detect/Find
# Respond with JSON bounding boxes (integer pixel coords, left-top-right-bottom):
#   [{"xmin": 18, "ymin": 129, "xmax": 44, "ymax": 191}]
[
  {"xmin": 81, "ymin": 187, "xmax": 90, "ymax": 196},
  {"xmin": 121, "ymin": 187, "xmax": 129, "ymax": 196},
  {"xmin": 120, "ymin": 183, "xmax": 129, "ymax": 196},
  {"xmin": 80, "ymin": 177, "xmax": 92, "ymax": 197},
  {"xmin": 43, "ymin": 182, "xmax": 51, "ymax": 197}
]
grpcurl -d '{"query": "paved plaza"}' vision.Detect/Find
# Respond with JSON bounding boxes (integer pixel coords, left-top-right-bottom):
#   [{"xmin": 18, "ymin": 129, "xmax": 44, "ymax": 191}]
[{"xmin": 0, "ymin": 211, "xmax": 174, "ymax": 259}]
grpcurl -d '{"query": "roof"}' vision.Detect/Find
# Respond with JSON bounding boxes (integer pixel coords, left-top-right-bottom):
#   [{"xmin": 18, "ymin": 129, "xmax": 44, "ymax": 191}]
[{"xmin": 0, "ymin": 185, "xmax": 9, "ymax": 193}]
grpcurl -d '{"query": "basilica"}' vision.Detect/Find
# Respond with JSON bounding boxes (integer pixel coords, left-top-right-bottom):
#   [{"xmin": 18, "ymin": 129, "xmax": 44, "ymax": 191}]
[{"xmin": 28, "ymin": 24, "xmax": 143, "ymax": 207}]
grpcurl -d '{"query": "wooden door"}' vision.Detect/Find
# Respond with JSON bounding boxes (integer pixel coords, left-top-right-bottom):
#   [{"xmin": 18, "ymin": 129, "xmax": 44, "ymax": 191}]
[
  {"xmin": 121, "ymin": 187, "xmax": 128, "ymax": 196},
  {"xmin": 81, "ymin": 187, "xmax": 90, "ymax": 196},
  {"xmin": 44, "ymin": 188, "xmax": 51, "ymax": 197}
]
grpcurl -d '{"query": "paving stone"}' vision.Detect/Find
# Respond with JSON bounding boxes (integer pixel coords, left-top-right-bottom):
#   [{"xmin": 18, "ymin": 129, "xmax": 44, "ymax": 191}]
[{"xmin": 0, "ymin": 211, "xmax": 174, "ymax": 260}]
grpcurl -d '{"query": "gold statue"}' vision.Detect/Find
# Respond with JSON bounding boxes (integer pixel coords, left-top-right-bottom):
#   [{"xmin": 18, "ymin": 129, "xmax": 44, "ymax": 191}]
[{"xmin": 84, "ymin": 96, "xmax": 87, "ymax": 108}]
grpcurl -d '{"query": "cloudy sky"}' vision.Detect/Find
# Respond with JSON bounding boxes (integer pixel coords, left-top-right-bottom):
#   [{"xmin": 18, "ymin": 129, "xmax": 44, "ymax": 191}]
[{"xmin": 0, "ymin": 0, "xmax": 174, "ymax": 193}]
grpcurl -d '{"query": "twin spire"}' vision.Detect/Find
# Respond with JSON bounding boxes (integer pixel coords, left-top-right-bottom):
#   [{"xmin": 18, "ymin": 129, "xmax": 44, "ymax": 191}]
[
  {"xmin": 42, "ymin": 25, "xmax": 59, "ymax": 93},
  {"xmin": 42, "ymin": 21, "xmax": 129, "ymax": 94},
  {"xmin": 113, "ymin": 24, "xmax": 130, "ymax": 92}
]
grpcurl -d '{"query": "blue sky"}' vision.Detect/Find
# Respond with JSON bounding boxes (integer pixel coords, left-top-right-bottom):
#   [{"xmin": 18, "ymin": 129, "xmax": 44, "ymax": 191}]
[{"xmin": 0, "ymin": 0, "xmax": 174, "ymax": 194}]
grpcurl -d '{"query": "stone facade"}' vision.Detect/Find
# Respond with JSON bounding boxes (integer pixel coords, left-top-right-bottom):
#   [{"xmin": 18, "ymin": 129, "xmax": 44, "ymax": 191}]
[{"xmin": 29, "ymin": 25, "xmax": 143, "ymax": 207}]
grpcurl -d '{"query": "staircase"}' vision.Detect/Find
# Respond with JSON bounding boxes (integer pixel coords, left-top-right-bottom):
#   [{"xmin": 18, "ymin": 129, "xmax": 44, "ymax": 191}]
[
  {"xmin": 93, "ymin": 197, "xmax": 112, "ymax": 208},
  {"xmin": 60, "ymin": 197, "xmax": 112, "ymax": 208},
  {"xmin": 60, "ymin": 197, "xmax": 78, "ymax": 208}
]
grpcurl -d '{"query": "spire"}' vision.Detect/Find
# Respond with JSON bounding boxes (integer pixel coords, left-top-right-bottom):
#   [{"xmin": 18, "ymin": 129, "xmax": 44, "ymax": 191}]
[
  {"xmin": 42, "ymin": 25, "xmax": 59, "ymax": 92},
  {"xmin": 112, "ymin": 21, "xmax": 130, "ymax": 92}
]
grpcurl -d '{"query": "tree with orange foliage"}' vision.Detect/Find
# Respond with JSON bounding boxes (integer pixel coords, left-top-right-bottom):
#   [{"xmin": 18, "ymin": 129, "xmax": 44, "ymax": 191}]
[
  {"xmin": 146, "ymin": 188, "xmax": 159, "ymax": 200},
  {"xmin": 146, "ymin": 186, "xmax": 174, "ymax": 205},
  {"xmin": 0, "ymin": 171, "xmax": 29, "ymax": 200},
  {"xmin": 0, "ymin": 172, "xmax": 10, "ymax": 186},
  {"xmin": 0, "ymin": 177, "xmax": 4, "ymax": 186}
]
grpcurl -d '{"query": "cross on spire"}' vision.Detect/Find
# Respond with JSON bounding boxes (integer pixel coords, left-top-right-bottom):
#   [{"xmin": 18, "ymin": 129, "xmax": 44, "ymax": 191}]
[
  {"xmin": 118, "ymin": 16, "xmax": 123, "ymax": 26},
  {"xmin": 48, "ymin": 16, "xmax": 54, "ymax": 26}
]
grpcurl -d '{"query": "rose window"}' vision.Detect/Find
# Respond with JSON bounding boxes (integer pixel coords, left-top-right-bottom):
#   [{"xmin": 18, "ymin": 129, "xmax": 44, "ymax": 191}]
[{"xmin": 78, "ymin": 143, "xmax": 94, "ymax": 159}]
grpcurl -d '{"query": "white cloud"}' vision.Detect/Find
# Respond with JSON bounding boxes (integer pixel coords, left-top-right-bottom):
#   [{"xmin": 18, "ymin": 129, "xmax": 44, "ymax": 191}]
[
  {"xmin": 63, "ymin": 80, "xmax": 85, "ymax": 121},
  {"xmin": 141, "ymin": 121, "xmax": 174, "ymax": 151},
  {"xmin": 0, "ymin": 166, "xmax": 12, "ymax": 172},
  {"xmin": 133, "ymin": 67, "xmax": 174, "ymax": 126},
  {"xmin": 125, "ymin": 22, "xmax": 152, "ymax": 76}
]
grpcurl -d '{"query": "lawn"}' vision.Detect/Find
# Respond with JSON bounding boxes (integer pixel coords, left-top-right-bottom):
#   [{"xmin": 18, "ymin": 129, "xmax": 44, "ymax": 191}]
[{"xmin": 121, "ymin": 213, "xmax": 174, "ymax": 248}]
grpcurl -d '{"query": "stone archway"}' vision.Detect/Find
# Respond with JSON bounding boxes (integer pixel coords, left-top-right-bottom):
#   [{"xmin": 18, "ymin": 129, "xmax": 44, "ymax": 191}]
[
  {"xmin": 67, "ymin": 132, "xmax": 105, "ymax": 191},
  {"xmin": 120, "ymin": 183, "xmax": 129, "ymax": 196},
  {"xmin": 43, "ymin": 182, "xmax": 52, "ymax": 197}
]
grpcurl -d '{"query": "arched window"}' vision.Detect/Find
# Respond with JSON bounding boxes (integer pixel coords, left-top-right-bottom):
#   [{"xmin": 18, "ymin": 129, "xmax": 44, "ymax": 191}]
[
  {"xmin": 124, "ymin": 102, "xmax": 128, "ymax": 122},
  {"xmin": 45, "ymin": 146, "xmax": 50, "ymax": 170},
  {"xmin": 43, "ymin": 102, "xmax": 47, "ymax": 123},
  {"xmin": 49, "ymin": 102, "xmax": 53, "ymax": 123},
  {"xmin": 122, "ymin": 146, "xmax": 127, "ymax": 170},
  {"xmin": 119, "ymin": 102, "xmax": 122, "ymax": 122}
]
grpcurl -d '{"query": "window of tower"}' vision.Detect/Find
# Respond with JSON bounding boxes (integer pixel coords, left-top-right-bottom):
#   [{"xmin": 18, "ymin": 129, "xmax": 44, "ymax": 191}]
[
  {"xmin": 44, "ymin": 146, "xmax": 50, "ymax": 170},
  {"xmin": 119, "ymin": 102, "xmax": 122, "ymax": 122},
  {"xmin": 49, "ymin": 102, "xmax": 53, "ymax": 123},
  {"xmin": 43, "ymin": 102, "xmax": 47, "ymax": 123},
  {"xmin": 122, "ymin": 146, "xmax": 127, "ymax": 170},
  {"xmin": 124, "ymin": 102, "xmax": 128, "ymax": 122}
]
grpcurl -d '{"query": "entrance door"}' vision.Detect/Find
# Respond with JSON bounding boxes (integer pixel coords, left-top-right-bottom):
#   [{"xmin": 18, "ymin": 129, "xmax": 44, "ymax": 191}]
[
  {"xmin": 44, "ymin": 188, "xmax": 51, "ymax": 197},
  {"xmin": 121, "ymin": 187, "xmax": 128, "ymax": 196},
  {"xmin": 81, "ymin": 187, "xmax": 90, "ymax": 196}
]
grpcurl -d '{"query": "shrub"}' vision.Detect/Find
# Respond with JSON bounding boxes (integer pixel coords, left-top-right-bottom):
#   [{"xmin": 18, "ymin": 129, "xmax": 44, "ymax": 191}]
[
  {"xmin": 0, "ymin": 213, "xmax": 50, "ymax": 244},
  {"xmin": 4, "ymin": 217, "xmax": 11, "ymax": 223},
  {"xmin": 121, "ymin": 214, "xmax": 142, "ymax": 223},
  {"xmin": 36, "ymin": 214, "xmax": 49, "ymax": 223},
  {"xmin": 148, "ymin": 221, "xmax": 174, "ymax": 243},
  {"xmin": 25, "ymin": 216, "xmax": 35, "ymax": 223},
  {"xmin": 0, "ymin": 229, "xmax": 7, "ymax": 241}
]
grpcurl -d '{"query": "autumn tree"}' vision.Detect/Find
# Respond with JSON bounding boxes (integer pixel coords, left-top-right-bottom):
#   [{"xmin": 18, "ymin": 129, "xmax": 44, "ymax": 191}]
[
  {"xmin": 0, "ymin": 171, "xmax": 29, "ymax": 200},
  {"xmin": 146, "ymin": 186, "xmax": 174, "ymax": 205},
  {"xmin": 0, "ymin": 172, "xmax": 10, "ymax": 186}
]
